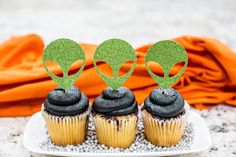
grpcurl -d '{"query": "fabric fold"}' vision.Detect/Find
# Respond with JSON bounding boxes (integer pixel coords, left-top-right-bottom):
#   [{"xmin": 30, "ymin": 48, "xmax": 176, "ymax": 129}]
[{"xmin": 0, "ymin": 34, "xmax": 235, "ymax": 116}]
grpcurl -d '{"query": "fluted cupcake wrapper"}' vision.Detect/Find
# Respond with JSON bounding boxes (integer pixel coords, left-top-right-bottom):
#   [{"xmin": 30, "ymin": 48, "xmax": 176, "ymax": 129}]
[
  {"xmin": 142, "ymin": 103, "xmax": 190, "ymax": 146},
  {"xmin": 93, "ymin": 114, "xmax": 138, "ymax": 148},
  {"xmin": 42, "ymin": 108, "xmax": 89, "ymax": 146}
]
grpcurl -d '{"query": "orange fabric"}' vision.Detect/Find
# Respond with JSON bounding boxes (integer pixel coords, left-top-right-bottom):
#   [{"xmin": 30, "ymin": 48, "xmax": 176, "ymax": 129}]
[{"xmin": 0, "ymin": 34, "xmax": 236, "ymax": 117}]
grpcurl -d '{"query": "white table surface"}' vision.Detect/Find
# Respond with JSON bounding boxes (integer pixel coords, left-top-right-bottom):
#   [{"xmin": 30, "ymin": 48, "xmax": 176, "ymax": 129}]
[{"xmin": 0, "ymin": 0, "xmax": 236, "ymax": 156}]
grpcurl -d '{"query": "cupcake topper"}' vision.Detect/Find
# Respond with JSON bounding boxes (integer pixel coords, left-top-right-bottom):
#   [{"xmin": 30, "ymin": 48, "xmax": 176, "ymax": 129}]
[
  {"xmin": 42, "ymin": 39, "xmax": 86, "ymax": 90},
  {"xmin": 93, "ymin": 39, "xmax": 136, "ymax": 90},
  {"xmin": 145, "ymin": 40, "xmax": 188, "ymax": 88}
]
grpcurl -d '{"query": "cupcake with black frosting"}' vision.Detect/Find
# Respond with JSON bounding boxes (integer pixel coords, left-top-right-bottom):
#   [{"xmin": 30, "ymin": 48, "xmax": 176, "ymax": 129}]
[
  {"xmin": 41, "ymin": 38, "xmax": 89, "ymax": 146},
  {"xmin": 142, "ymin": 88, "xmax": 189, "ymax": 146},
  {"xmin": 42, "ymin": 86, "xmax": 89, "ymax": 146},
  {"xmin": 143, "ymin": 40, "xmax": 190, "ymax": 146},
  {"xmin": 92, "ymin": 38, "xmax": 138, "ymax": 148},
  {"xmin": 92, "ymin": 87, "xmax": 138, "ymax": 148}
]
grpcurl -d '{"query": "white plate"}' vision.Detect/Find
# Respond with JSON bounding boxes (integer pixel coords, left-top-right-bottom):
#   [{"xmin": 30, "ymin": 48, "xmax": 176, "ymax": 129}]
[{"xmin": 23, "ymin": 110, "xmax": 211, "ymax": 157}]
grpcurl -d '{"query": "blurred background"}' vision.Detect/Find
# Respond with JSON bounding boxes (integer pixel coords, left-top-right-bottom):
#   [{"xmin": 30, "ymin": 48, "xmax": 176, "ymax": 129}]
[
  {"xmin": 0, "ymin": 0, "xmax": 236, "ymax": 49},
  {"xmin": 0, "ymin": 0, "xmax": 236, "ymax": 157}
]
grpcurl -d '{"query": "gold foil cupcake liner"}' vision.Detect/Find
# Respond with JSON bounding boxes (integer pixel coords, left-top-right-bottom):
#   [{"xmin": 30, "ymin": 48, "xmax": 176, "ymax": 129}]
[
  {"xmin": 142, "ymin": 103, "xmax": 189, "ymax": 146},
  {"xmin": 93, "ymin": 113, "xmax": 138, "ymax": 148},
  {"xmin": 42, "ymin": 108, "xmax": 89, "ymax": 146}
]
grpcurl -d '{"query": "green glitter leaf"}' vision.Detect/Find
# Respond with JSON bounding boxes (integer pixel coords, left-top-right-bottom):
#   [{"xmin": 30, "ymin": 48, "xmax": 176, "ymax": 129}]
[
  {"xmin": 145, "ymin": 40, "xmax": 188, "ymax": 88},
  {"xmin": 93, "ymin": 39, "xmax": 136, "ymax": 89},
  {"xmin": 42, "ymin": 39, "xmax": 86, "ymax": 90}
]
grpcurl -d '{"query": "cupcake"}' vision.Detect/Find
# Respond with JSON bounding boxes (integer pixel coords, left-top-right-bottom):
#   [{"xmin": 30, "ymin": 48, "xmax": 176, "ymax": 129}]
[
  {"xmin": 42, "ymin": 86, "xmax": 89, "ymax": 146},
  {"xmin": 92, "ymin": 87, "xmax": 138, "ymax": 148},
  {"xmin": 41, "ymin": 38, "xmax": 88, "ymax": 146},
  {"xmin": 142, "ymin": 88, "xmax": 189, "ymax": 146},
  {"xmin": 92, "ymin": 38, "xmax": 138, "ymax": 148},
  {"xmin": 143, "ymin": 40, "xmax": 189, "ymax": 146}
]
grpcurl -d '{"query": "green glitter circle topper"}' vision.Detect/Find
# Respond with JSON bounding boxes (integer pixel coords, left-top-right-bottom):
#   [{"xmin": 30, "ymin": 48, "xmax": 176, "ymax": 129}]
[
  {"xmin": 93, "ymin": 39, "xmax": 137, "ymax": 90},
  {"xmin": 145, "ymin": 40, "xmax": 188, "ymax": 88},
  {"xmin": 42, "ymin": 38, "xmax": 86, "ymax": 90}
]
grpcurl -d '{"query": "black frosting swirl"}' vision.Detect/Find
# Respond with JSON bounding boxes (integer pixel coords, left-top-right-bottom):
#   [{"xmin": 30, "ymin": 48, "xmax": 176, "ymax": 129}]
[
  {"xmin": 143, "ymin": 88, "xmax": 184, "ymax": 118},
  {"xmin": 92, "ymin": 87, "xmax": 138, "ymax": 116},
  {"xmin": 44, "ymin": 86, "xmax": 89, "ymax": 116}
]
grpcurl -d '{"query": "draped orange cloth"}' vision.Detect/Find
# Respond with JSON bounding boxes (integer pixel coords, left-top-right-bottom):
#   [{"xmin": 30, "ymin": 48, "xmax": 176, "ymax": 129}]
[{"xmin": 0, "ymin": 34, "xmax": 235, "ymax": 117}]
